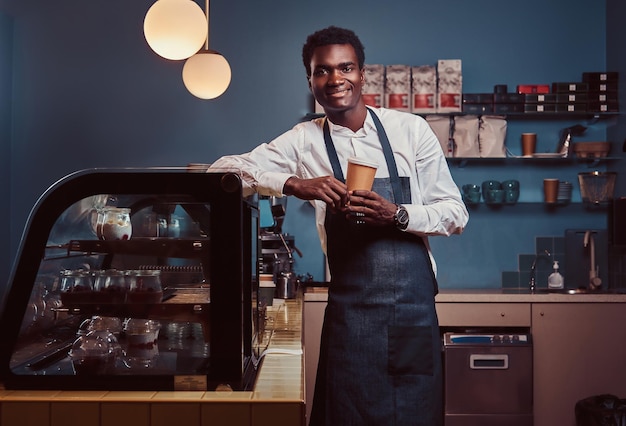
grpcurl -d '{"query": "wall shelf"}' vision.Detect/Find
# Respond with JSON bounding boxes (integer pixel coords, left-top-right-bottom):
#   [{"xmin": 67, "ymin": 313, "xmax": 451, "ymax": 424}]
[{"xmin": 448, "ymin": 156, "xmax": 620, "ymax": 168}]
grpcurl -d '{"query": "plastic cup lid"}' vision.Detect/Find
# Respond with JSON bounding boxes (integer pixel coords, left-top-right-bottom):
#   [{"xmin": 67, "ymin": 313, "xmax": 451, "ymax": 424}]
[{"xmin": 348, "ymin": 157, "xmax": 378, "ymax": 169}]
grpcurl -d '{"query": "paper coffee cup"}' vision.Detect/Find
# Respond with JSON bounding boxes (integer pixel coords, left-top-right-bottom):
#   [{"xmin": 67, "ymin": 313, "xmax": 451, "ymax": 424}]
[
  {"xmin": 346, "ymin": 157, "xmax": 378, "ymax": 191},
  {"xmin": 543, "ymin": 178, "xmax": 559, "ymax": 204},
  {"xmin": 521, "ymin": 133, "xmax": 537, "ymax": 157}
]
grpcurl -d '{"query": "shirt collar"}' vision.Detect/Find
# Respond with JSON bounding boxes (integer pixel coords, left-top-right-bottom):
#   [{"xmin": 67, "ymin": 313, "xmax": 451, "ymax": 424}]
[{"xmin": 326, "ymin": 110, "xmax": 377, "ymax": 137}]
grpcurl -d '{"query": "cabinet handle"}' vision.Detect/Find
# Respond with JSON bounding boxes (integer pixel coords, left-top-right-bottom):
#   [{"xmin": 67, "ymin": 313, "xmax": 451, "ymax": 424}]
[{"xmin": 500, "ymin": 312, "xmax": 505, "ymax": 317}]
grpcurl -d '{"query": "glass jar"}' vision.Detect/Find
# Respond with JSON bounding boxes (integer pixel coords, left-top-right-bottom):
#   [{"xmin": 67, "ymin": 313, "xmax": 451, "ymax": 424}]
[
  {"xmin": 93, "ymin": 269, "xmax": 127, "ymax": 304},
  {"xmin": 126, "ymin": 270, "xmax": 163, "ymax": 304},
  {"xmin": 60, "ymin": 269, "xmax": 94, "ymax": 305},
  {"xmin": 96, "ymin": 207, "xmax": 132, "ymax": 240}
]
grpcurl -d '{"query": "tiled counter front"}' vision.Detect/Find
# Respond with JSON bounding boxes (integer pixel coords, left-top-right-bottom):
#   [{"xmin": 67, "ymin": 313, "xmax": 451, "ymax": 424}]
[{"xmin": 0, "ymin": 298, "xmax": 305, "ymax": 426}]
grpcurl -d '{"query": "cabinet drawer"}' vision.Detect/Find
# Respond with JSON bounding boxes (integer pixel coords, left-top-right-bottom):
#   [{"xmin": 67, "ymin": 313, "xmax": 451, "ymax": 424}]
[{"xmin": 436, "ymin": 303, "xmax": 530, "ymax": 327}]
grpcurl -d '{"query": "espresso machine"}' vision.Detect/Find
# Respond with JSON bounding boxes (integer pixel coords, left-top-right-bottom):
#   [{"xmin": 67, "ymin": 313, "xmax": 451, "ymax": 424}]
[{"xmin": 259, "ymin": 196, "xmax": 302, "ymax": 298}]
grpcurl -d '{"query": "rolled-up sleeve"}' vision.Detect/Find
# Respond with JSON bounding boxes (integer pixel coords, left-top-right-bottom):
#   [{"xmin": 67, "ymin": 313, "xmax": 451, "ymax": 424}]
[
  {"xmin": 403, "ymin": 116, "xmax": 469, "ymax": 237},
  {"xmin": 209, "ymin": 128, "xmax": 302, "ymax": 197}
]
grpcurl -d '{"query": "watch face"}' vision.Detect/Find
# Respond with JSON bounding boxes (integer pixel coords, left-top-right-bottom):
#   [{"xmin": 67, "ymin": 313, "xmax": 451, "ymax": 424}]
[{"xmin": 396, "ymin": 206, "xmax": 409, "ymax": 229}]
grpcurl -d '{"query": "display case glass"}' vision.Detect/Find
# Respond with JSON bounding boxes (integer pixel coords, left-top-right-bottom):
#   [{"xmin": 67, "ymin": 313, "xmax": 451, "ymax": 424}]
[{"xmin": 0, "ymin": 168, "xmax": 262, "ymax": 391}]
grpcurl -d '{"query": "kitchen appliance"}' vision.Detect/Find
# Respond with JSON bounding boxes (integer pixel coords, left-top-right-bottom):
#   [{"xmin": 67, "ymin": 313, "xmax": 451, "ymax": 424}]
[
  {"xmin": 443, "ymin": 332, "xmax": 533, "ymax": 426},
  {"xmin": 259, "ymin": 195, "xmax": 302, "ymax": 299}
]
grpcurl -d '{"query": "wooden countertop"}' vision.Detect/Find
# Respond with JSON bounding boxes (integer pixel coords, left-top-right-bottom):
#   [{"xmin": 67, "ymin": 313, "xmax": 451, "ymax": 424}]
[
  {"xmin": 0, "ymin": 298, "xmax": 306, "ymax": 426},
  {"xmin": 304, "ymin": 286, "xmax": 626, "ymax": 303}
]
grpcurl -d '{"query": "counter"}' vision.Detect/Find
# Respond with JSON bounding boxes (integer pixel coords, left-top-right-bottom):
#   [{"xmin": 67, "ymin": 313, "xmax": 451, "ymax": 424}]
[
  {"xmin": 304, "ymin": 286, "xmax": 626, "ymax": 303},
  {"xmin": 304, "ymin": 286, "xmax": 626, "ymax": 426},
  {"xmin": 0, "ymin": 298, "xmax": 305, "ymax": 426}
]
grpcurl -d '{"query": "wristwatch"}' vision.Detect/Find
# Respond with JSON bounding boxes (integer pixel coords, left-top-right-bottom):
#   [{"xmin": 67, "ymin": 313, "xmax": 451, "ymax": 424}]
[{"xmin": 394, "ymin": 204, "xmax": 409, "ymax": 231}]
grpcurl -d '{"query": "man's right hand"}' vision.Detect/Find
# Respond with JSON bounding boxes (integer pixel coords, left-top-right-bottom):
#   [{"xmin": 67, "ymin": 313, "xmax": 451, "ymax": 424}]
[{"xmin": 283, "ymin": 176, "xmax": 348, "ymax": 212}]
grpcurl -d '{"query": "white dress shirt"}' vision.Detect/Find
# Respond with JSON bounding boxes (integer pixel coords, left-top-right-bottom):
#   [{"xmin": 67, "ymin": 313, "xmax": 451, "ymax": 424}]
[{"xmin": 210, "ymin": 107, "xmax": 469, "ymax": 275}]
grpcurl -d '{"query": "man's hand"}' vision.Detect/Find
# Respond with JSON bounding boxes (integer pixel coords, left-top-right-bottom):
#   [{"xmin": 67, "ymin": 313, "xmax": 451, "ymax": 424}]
[
  {"xmin": 283, "ymin": 176, "xmax": 348, "ymax": 212},
  {"xmin": 346, "ymin": 190, "xmax": 397, "ymax": 227}
]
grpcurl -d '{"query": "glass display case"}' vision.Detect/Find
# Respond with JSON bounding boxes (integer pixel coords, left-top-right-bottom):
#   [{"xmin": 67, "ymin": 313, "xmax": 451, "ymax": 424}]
[{"xmin": 0, "ymin": 168, "xmax": 263, "ymax": 391}]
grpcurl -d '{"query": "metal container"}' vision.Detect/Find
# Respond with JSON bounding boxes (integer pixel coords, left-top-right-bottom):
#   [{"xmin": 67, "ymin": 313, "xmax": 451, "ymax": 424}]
[
  {"xmin": 276, "ymin": 271, "xmax": 297, "ymax": 299},
  {"xmin": 578, "ymin": 171, "xmax": 616, "ymax": 205}
]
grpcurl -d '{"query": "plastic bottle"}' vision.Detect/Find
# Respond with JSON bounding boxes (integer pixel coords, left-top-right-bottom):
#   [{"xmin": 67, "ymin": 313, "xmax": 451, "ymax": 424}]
[{"xmin": 548, "ymin": 260, "xmax": 564, "ymax": 289}]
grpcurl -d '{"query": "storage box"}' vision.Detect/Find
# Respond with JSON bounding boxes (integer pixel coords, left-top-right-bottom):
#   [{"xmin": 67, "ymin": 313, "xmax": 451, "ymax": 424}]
[
  {"xmin": 554, "ymin": 103, "xmax": 587, "ymax": 113},
  {"xmin": 587, "ymin": 92, "xmax": 618, "ymax": 103},
  {"xmin": 385, "ymin": 64, "xmax": 411, "ymax": 111},
  {"xmin": 462, "ymin": 93, "xmax": 494, "ymax": 104},
  {"xmin": 462, "ymin": 103, "xmax": 493, "ymax": 114},
  {"xmin": 582, "ymin": 72, "xmax": 618, "ymax": 82},
  {"xmin": 524, "ymin": 103, "xmax": 556, "ymax": 113},
  {"xmin": 493, "ymin": 93, "xmax": 524, "ymax": 104},
  {"xmin": 411, "ymin": 65, "xmax": 437, "ymax": 113},
  {"xmin": 362, "ymin": 64, "xmax": 385, "ymax": 108},
  {"xmin": 587, "ymin": 101, "xmax": 619, "ymax": 113},
  {"xmin": 587, "ymin": 81, "xmax": 618, "ymax": 93},
  {"xmin": 524, "ymin": 93, "xmax": 556, "ymax": 103},
  {"xmin": 555, "ymin": 93, "xmax": 588, "ymax": 103},
  {"xmin": 437, "ymin": 59, "xmax": 462, "ymax": 112},
  {"xmin": 493, "ymin": 103, "xmax": 524, "ymax": 114},
  {"xmin": 552, "ymin": 82, "xmax": 589, "ymax": 93},
  {"xmin": 517, "ymin": 84, "xmax": 550, "ymax": 94}
]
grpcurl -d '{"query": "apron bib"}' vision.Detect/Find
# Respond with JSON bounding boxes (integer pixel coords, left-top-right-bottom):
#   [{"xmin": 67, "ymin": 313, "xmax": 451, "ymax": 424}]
[{"xmin": 310, "ymin": 110, "xmax": 442, "ymax": 426}]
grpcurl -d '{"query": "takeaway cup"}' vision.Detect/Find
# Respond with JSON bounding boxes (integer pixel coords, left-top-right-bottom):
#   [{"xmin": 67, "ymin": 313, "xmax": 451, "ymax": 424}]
[
  {"xmin": 543, "ymin": 179, "xmax": 559, "ymax": 204},
  {"xmin": 346, "ymin": 157, "xmax": 378, "ymax": 191},
  {"xmin": 521, "ymin": 133, "xmax": 537, "ymax": 157}
]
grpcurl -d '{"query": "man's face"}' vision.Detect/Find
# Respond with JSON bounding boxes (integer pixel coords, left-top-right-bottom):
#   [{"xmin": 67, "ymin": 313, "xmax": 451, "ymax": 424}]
[{"xmin": 308, "ymin": 44, "xmax": 364, "ymax": 114}]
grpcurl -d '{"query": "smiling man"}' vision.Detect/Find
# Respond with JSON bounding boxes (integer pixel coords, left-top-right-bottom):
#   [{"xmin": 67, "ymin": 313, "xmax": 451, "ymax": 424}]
[{"xmin": 209, "ymin": 26, "xmax": 468, "ymax": 425}]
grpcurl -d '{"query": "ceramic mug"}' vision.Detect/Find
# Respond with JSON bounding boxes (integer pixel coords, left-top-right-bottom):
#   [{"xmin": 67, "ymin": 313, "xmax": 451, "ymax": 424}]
[
  {"xmin": 486, "ymin": 189, "xmax": 505, "ymax": 204},
  {"xmin": 502, "ymin": 180, "xmax": 520, "ymax": 190},
  {"xmin": 462, "ymin": 184, "xmax": 481, "ymax": 205},
  {"xmin": 481, "ymin": 180, "xmax": 502, "ymax": 195},
  {"xmin": 504, "ymin": 189, "xmax": 520, "ymax": 204}
]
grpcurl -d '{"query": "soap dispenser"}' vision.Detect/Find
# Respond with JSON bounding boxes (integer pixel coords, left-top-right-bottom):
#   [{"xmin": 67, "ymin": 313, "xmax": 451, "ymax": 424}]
[{"xmin": 548, "ymin": 260, "xmax": 564, "ymax": 289}]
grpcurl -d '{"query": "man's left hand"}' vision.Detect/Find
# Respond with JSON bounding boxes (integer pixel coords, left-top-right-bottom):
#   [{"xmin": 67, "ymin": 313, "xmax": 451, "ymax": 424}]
[{"xmin": 346, "ymin": 190, "xmax": 397, "ymax": 226}]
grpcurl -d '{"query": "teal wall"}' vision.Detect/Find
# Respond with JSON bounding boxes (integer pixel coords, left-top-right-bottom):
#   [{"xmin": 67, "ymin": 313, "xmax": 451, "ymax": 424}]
[
  {"xmin": 0, "ymin": 11, "xmax": 11, "ymax": 294},
  {"xmin": 0, "ymin": 0, "xmax": 623, "ymax": 294}
]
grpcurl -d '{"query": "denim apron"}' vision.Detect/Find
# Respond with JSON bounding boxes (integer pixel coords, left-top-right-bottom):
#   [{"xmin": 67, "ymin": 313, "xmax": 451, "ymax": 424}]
[{"xmin": 310, "ymin": 110, "xmax": 442, "ymax": 426}]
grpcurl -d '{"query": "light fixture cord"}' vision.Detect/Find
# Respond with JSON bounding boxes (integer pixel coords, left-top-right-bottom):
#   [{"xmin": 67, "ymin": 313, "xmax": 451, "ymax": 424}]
[{"xmin": 205, "ymin": 0, "xmax": 210, "ymax": 51}]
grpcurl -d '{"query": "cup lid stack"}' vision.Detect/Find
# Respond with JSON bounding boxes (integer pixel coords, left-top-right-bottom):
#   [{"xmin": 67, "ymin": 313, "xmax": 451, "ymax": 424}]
[{"xmin": 557, "ymin": 181, "xmax": 573, "ymax": 204}]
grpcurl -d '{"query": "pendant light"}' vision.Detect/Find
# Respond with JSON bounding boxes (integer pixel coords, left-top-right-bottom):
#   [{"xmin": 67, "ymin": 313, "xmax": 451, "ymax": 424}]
[
  {"xmin": 182, "ymin": 0, "xmax": 231, "ymax": 99},
  {"xmin": 143, "ymin": 0, "xmax": 208, "ymax": 61}
]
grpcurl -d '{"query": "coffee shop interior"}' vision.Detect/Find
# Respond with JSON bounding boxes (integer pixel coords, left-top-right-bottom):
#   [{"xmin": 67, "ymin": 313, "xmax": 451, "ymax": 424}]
[
  {"xmin": 1, "ymin": 0, "xmax": 626, "ymax": 425},
  {"xmin": 2, "ymin": 0, "xmax": 626, "ymax": 291}
]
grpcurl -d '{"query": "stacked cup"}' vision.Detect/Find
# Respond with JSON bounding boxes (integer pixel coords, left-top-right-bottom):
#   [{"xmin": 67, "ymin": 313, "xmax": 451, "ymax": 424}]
[
  {"xmin": 461, "ymin": 184, "xmax": 481, "ymax": 205},
  {"xmin": 463, "ymin": 180, "xmax": 520, "ymax": 206},
  {"xmin": 557, "ymin": 181, "xmax": 573, "ymax": 204},
  {"xmin": 502, "ymin": 180, "xmax": 520, "ymax": 205},
  {"xmin": 482, "ymin": 180, "xmax": 504, "ymax": 205}
]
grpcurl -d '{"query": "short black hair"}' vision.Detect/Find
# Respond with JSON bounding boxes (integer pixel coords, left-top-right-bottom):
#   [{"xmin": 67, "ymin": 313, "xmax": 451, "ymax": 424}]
[{"xmin": 302, "ymin": 26, "xmax": 365, "ymax": 77}]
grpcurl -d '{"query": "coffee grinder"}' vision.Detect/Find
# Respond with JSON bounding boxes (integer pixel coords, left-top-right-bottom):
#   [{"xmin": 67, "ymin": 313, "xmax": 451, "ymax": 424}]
[{"xmin": 259, "ymin": 196, "xmax": 302, "ymax": 298}]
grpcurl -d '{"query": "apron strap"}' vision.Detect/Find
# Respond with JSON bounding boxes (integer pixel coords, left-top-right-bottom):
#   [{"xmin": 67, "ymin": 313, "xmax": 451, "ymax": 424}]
[
  {"xmin": 322, "ymin": 109, "xmax": 406, "ymax": 203},
  {"xmin": 367, "ymin": 108, "xmax": 404, "ymax": 204},
  {"xmin": 323, "ymin": 117, "xmax": 345, "ymax": 183}
]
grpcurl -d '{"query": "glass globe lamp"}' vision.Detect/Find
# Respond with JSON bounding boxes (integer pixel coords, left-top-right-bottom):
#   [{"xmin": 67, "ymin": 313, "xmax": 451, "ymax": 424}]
[
  {"xmin": 143, "ymin": 0, "xmax": 208, "ymax": 61},
  {"xmin": 182, "ymin": 51, "xmax": 232, "ymax": 99}
]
